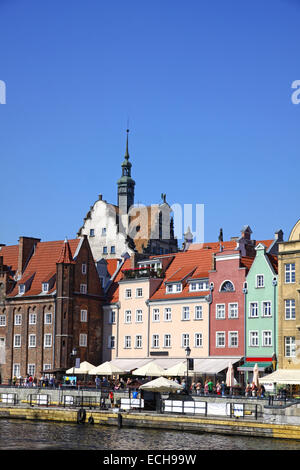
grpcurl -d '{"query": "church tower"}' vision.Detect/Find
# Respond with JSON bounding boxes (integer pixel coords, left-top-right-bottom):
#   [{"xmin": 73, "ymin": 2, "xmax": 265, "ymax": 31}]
[{"xmin": 117, "ymin": 129, "xmax": 135, "ymax": 214}]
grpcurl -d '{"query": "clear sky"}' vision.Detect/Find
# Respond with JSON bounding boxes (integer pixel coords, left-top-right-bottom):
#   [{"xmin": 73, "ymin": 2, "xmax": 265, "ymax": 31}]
[{"xmin": 0, "ymin": 0, "xmax": 299, "ymax": 247}]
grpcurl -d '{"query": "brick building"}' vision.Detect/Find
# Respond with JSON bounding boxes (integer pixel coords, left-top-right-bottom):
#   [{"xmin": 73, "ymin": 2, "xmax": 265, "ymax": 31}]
[{"xmin": 0, "ymin": 235, "xmax": 104, "ymax": 383}]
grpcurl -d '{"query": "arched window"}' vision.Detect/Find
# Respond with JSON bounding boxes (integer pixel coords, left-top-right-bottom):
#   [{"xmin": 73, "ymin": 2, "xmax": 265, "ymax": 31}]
[{"xmin": 220, "ymin": 280, "xmax": 235, "ymax": 292}]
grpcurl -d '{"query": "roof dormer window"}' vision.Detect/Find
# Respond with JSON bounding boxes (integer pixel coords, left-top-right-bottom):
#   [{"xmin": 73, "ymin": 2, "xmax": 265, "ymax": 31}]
[
  {"xmin": 189, "ymin": 280, "xmax": 209, "ymax": 292},
  {"xmin": 166, "ymin": 283, "xmax": 182, "ymax": 294},
  {"xmin": 42, "ymin": 283, "xmax": 49, "ymax": 293},
  {"xmin": 18, "ymin": 284, "xmax": 25, "ymax": 295}
]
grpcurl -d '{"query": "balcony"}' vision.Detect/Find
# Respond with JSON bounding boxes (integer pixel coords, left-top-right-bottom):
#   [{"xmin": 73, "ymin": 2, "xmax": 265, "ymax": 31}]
[{"xmin": 122, "ymin": 267, "xmax": 164, "ymax": 280}]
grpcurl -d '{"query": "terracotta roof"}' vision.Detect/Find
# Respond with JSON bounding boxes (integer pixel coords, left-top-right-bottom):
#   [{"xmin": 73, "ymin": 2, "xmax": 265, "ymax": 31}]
[
  {"xmin": 8, "ymin": 239, "xmax": 80, "ymax": 298},
  {"xmin": 106, "ymin": 259, "xmax": 120, "ymax": 277},
  {"xmin": 0, "ymin": 245, "xmax": 19, "ymax": 274},
  {"xmin": 106, "ymin": 258, "xmax": 131, "ymax": 303},
  {"xmin": 57, "ymin": 239, "xmax": 76, "ymax": 264}
]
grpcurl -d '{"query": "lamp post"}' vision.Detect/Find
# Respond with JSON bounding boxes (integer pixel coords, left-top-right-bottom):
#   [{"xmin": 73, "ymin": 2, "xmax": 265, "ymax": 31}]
[{"xmin": 185, "ymin": 346, "xmax": 191, "ymax": 394}]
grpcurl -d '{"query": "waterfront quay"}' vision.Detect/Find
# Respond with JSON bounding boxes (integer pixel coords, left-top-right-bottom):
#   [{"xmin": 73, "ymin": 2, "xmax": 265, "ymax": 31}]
[{"xmin": 1, "ymin": 386, "xmax": 300, "ymax": 441}]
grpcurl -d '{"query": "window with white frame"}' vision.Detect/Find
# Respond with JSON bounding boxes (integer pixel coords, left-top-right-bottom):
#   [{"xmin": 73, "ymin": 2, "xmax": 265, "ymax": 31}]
[
  {"xmin": 228, "ymin": 303, "xmax": 238, "ymax": 319},
  {"xmin": 189, "ymin": 280, "xmax": 209, "ymax": 292},
  {"xmin": 164, "ymin": 334, "xmax": 171, "ymax": 348},
  {"xmin": 28, "ymin": 334, "xmax": 36, "ymax": 348},
  {"xmin": 164, "ymin": 308, "xmax": 172, "ymax": 321},
  {"xmin": 216, "ymin": 304, "xmax": 225, "ymax": 319},
  {"xmin": 79, "ymin": 333, "xmax": 87, "ymax": 347},
  {"xmin": 80, "ymin": 309, "xmax": 88, "ymax": 322},
  {"xmin": 18, "ymin": 284, "xmax": 25, "ymax": 295},
  {"xmin": 152, "ymin": 334, "xmax": 159, "ymax": 348},
  {"xmin": 249, "ymin": 302, "xmax": 258, "ymax": 317},
  {"xmin": 42, "ymin": 283, "xmax": 49, "ymax": 293},
  {"xmin": 14, "ymin": 314, "xmax": 22, "ymax": 325},
  {"xmin": 124, "ymin": 310, "xmax": 132, "ymax": 323},
  {"xmin": 152, "ymin": 309, "xmax": 160, "ymax": 322},
  {"xmin": 285, "ymin": 336, "xmax": 296, "ymax": 357},
  {"xmin": 109, "ymin": 310, "xmax": 116, "ymax": 324},
  {"xmin": 82, "ymin": 263, "xmax": 87, "ymax": 275},
  {"xmin": 136, "ymin": 309, "xmax": 143, "ymax": 323},
  {"xmin": 166, "ymin": 283, "xmax": 182, "ymax": 294},
  {"xmin": 195, "ymin": 333, "xmax": 203, "ymax": 348},
  {"xmin": 249, "ymin": 331, "xmax": 259, "ymax": 347},
  {"xmin": 182, "ymin": 306, "xmax": 190, "ymax": 321},
  {"xmin": 220, "ymin": 281, "xmax": 234, "ymax": 292},
  {"xmin": 0, "ymin": 337, "xmax": 5, "ymax": 348},
  {"xmin": 108, "ymin": 335, "xmax": 115, "ymax": 349},
  {"xmin": 262, "ymin": 331, "xmax": 272, "ymax": 347},
  {"xmin": 256, "ymin": 275, "xmax": 264, "ymax": 288},
  {"xmin": 216, "ymin": 332, "xmax": 225, "ymax": 348},
  {"xmin": 136, "ymin": 288, "xmax": 143, "ymax": 298},
  {"xmin": 125, "ymin": 288, "xmax": 132, "ymax": 299},
  {"xmin": 285, "ymin": 263, "xmax": 296, "ymax": 283},
  {"xmin": 124, "ymin": 336, "xmax": 131, "ymax": 349},
  {"xmin": 80, "ymin": 284, "xmax": 87, "ymax": 294},
  {"xmin": 44, "ymin": 312, "xmax": 52, "ymax": 324},
  {"xmin": 135, "ymin": 335, "xmax": 142, "ymax": 349},
  {"xmin": 0, "ymin": 315, "xmax": 6, "ymax": 326},
  {"xmin": 285, "ymin": 299, "xmax": 296, "ymax": 320},
  {"xmin": 44, "ymin": 334, "xmax": 52, "ymax": 348},
  {"xmin": 194, "ymin": 305, "xmax": 203, "ymax": 320},
  {"xmin": 228, "ymin": 331, "xmax": 238, "ymax": 348},
  {"xmin": 14, "ymin": 334, "xmax": 21, "ymax": 348},
  {"xmin": 43, "ymin": 364, "xmax": 51, "ymax": 373},
  {"xmin": 13, "ymin": 364, "xmax": 20, "ymax": 377},
  {"xmin": 29, "ymin": 313, "xmax": 37, "ymax": 325},
  {"xmin": 28, "ymin": 364, "xmax": 35, "ymax": 376},
  {"xmin": 262, "ymin": 301, "xmax": 272, "ymax": 317},
  {"xmin": 182, "ymin": 333, "xmax": 190, "ymax": 348}
]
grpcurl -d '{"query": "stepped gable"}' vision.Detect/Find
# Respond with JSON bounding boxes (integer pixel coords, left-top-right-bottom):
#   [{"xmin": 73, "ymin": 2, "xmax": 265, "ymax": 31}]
[
  {"xmin": 7, "ymin": 239, "xmax": 80, "ymax": 297},
  {"xmin": 0, "ymin": 244, "xmax": 19, "ymax": 275}
]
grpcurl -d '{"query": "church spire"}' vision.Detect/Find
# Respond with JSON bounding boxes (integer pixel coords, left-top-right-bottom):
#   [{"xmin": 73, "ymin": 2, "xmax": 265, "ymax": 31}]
[{"xmin": 117, "ymin": 129, "xmax": 135, "ymax": 214}]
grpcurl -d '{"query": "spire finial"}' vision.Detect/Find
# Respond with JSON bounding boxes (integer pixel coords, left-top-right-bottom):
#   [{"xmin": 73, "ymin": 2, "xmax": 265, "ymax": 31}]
[{"xmin": 125, "ymin": 128, "xmax": 129, "ymax": 158}]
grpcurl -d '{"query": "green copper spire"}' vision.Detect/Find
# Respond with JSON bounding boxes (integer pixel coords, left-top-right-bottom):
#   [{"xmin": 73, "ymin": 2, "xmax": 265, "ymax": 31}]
[{"xmin": 117, "ymin": 129, "xmax": 135, "ymax": 214}]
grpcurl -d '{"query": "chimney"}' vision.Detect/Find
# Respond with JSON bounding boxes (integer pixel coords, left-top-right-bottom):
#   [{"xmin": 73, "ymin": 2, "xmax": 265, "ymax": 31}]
[
  {"xmin": 17, "ymin": 236, "xmax": 41, "ymax": 275},
  {"xmin": 275, "ymin": 229, "xmax": 284, "ymax": 242}
]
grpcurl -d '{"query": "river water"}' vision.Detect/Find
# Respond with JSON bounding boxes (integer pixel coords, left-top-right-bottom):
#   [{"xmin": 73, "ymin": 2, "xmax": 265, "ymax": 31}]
[{"xmin": 1, "ymin": 418, "xmax": 300, "ymax": 451}]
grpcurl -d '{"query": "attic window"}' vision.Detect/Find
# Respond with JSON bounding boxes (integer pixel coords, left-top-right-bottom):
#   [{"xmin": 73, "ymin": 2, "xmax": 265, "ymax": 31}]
[
  {"xmin": 166, "ymin": 283, "xmax": 182, "ymax": 294},
  {"xmin": 220, "ymin": 281, "xmax": 235, "ymax": 292},
  {"xmin": 18, "ymin": 284, "xmax": 25, "ymax": 295},
  {"xmin": 189, "ymin": 281, "xmax": 209, "ymax": 292},
  {"xmin": 42, "ymin": 283, "xmax": 49, "ymax": 293}
]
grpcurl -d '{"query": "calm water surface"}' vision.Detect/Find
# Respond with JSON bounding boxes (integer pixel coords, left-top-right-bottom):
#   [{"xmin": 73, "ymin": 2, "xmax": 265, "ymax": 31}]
[{"xmin": 1, "ymin": 418, "xmax": 300, "ymax": 451}]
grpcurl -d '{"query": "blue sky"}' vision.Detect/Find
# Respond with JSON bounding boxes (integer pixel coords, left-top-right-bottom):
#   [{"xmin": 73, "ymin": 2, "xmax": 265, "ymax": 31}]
[{"xmin": 0, "ymin": 0, "xmax": 299, "ymax": 246}]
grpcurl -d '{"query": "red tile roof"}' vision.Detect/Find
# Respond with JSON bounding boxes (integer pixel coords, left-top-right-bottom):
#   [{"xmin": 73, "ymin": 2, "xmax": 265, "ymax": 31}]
[
  {"xmin": 106, "ymin": 259, "xmax": 120, "ymax": 277},
  {"xmin": 0, "ymin": 245, "xmax": 19, "ymax": 274},
  {"xmin": 106, "ymin": 257, "xmax": 131, "ymax": 303}
]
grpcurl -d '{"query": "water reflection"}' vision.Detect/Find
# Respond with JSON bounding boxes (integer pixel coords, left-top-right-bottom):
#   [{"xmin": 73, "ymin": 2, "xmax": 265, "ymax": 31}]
[{"xmin": 1, "ymin": 419, "xmax": 300, "ymax": 450}]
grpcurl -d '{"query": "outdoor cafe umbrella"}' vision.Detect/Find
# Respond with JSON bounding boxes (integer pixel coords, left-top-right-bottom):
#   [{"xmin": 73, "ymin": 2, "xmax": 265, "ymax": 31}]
[
  {"xmin": 226, "ymin": 362, "xmax": 234, "ymax": 388},
  {"xmin": 65, "ymin": 361, "xmax": 95, "ymax": 375},
  {"xmin": 140, "ymin": 377, "xmax": 184, "ymax": 393},
  {"xmin": 164, "ymin": 361, "xmax": 193, "ymax": 377},
  {"xmin": 253, "ymin": 363, "xmax": 260, "ymax": 388},
  {"xmin": 132, "ymin": 361, "xmax": 166, "ymax": 377},
  {"xmin": 88, "ymin": 361, "xmax": 126, "ymax": 376}
]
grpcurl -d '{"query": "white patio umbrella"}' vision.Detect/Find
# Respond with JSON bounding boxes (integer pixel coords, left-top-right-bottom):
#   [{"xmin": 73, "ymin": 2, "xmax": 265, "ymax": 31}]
[
  {"xmin": 140, "ymin": 377, "xmax": 184, "ymax": 393},
  {"xmin": 253, "ymin": 363, "xmax": 260, "ymax": 387},
  {"xmin": 164, "ymin": 361, "xmax": 192, "ymax": 377},
  {"xmin": 226, "ymin": 362, "xmax": 234, "ymax": 388},
  {"xmin": 65, "ymin": 361, "xmax": 95, "ymax": 375},
  {"xmin": 88, "ymin": 361, "xmax": 126, "ymax": 376},
  {"xmin": 132, "ymin": 361, "xmax": 165, "ymax": 377}
]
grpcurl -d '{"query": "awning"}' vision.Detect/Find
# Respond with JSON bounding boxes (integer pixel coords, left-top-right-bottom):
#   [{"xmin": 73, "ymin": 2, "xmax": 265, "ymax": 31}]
[
  {"xmin": 193, "ymin": 357, "xmax": 242, "ymax": 374},
  {"xmin": 259, "ymin": 369, "xmax": 300, "ymax": 385},
  {"xmin": 237, "ymin": 362, "xmax": 272, "ymax": 372}
]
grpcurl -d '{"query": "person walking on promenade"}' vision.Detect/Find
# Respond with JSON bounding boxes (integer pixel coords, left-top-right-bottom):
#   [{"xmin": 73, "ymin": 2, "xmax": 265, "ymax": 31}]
[
  {"xmin": 245, "ymin": 382, "xmax": 251, "ymax": 397},
  {"xmin": 216, "ymin": 381, "xmax": 221, "ymax": 396},
  {"xmin": 12, "ymin": 376, "xmax": 17, "ymax": 387},
  {"xmin": 204, "ymin": 380, "xmax": 209, "ymax": 396},
  {"xmin": 251, "ymin": 382, "xmax": 257, "ymax": 397},
  {"xmin": 196, "ymin": 381, "xmax": 202, "ymax": 395}
]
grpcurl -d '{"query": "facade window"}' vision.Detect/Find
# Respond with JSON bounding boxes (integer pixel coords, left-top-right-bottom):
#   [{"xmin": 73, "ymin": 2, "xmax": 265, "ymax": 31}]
[
  {"xmin": 108, "ymin": 335, "xmax": 115, "ymax": 349},
  {"xmin": 110, "ymin": 246, "xmax": 116, "ymax": 254},
  {"xmin": 182, "ymin": 306, "xmax": 190, "ymax": 321},
  {"xmin": 249, "ymin": 302, "xmax": 258, "ymax": 318},
  {"xmin": 109, "ymin": 310, "xmax": 116, "ymax": 324},
  {"xmin": 0, "ymin": 315, "xmax": 6, "ymax": 326},
  {"xmin": 220, "ymin": 281, "xmax": 234, "ymax": 292},
  {"xmin": 14, "ymin": 314, "xmax": 22, "ymax": 326},
  {"xmin": 136, "ymin": 288, "xmax": 143, "ymax": 298},
  {"xmin": 262, "ymin": 301, "xmax": 272, "ymax": 317},
  {"xmin": 189, "ymin": 280, "xmax": 209, "ymax": 292},
  {"xmin": 152, "ymin": 335, "xmax": 159, "ymax": 348},
  {"xmin": 0, "ymin": 337, "xmax": 5, "ymax": 348},
  {"xmin": 101, "ymin": 227, "xmax": 106, "ymax": 236},
  {"xmin": 44, "ymin": 334, "xmax": 52, "ymax": 348},
  {"xmin": 285, "ymin": 263, "xmax": 296, "ymax": 283},
  {"xmin": 166, "ymin": 283, "xmax": 182, "ymax": 294},
  {"xmin": 164, "ymin": 308, "xmax": 172, "ymax": 322},
  {"xmin": 80, "ymin": 309, "xmax": 88, "ymax": 322},
  {"xmin": 14, "ymin": 334, "xmax": 21, "ymax": 348},
  {"xmin": 29, "ymin": 313, "xmax": 37, "ymax": 325},
  {"xmin": 28, "ymin": 334, "xmax": 36, "ymax": 348},
  {"xmin": 195, "ymin": 305, "xmax": 203, "ymax": 320},
  {"xmin": 124, "ymin": 310, "xmax": 132, "ymax": 324},
  {"xmin": 285, "ymin": 336, "xmax": 296, "ymax": 357},
  {"xmin": 42, "ymin": 283, "xmax": 49, "ymax": 293},
  {"xmin": 152, "ymin": 309, "xmax": 160, "ymax": 322},
  {"xmin": 82, "ymin": 263, "xmax": 87, "ymax": 275},
  {"xmin": 228, "ymin": 331, "xmax": 238, "ymax": 348},
  {"xmin": 18, "ymin": 284, "xmax": 25, "ymax": 295},
  {"xmin": 228, "ymin": 303, "xmax": 238, "ymax": 319},
  {"xmin": 216, "ymin": 304, "xmax": 225, "ymax": 319},
  {"xmin": 103, "ymin": 246, "xmax": 108, "ymax": 254},
  {"xmin": 216, "ymin": 332, "xmax": 225, "ymax": 348},
  {"xmin": 125, "ymin": 288, "xmax": 132, "ymax": 299},
  {"xmin": 285, "ymin": 299, "xmax": 296, "ymax": 320},
  {"xmin": 44, "ymin": 312, "xmax": 52, "ymax": 324},
  {"xmin": 124, "ymin": 336, "xmax": 131, "ymax": 349},
  {"xmin": 136, "ymin": 309, "xmax": 143, "ymax": 323},
  {"xmin": 249, "ymin": 331, "xmax": 259, "ymax": 347},
  {"xmin": 256, "ymin": 275, "xmax": 264, "ymax": 288},
  {"xmin": 182, "ymin": 333, "xmax": 190, "ymax": 348},
  {"xmin": 164, "ymin": 334, "xmax": 171, "ymax": 348},
  {"xmin": 80, "ymin": 284, "xmax": 87, "ymax": 294},
  {"xmin": 79, "ymin": 333, "xmax": 87, "ymax": 347},
  {"xmin": 135, "ymin": 335, "xmax": 142, "ymax": 349},
  {"xmin": 28, "ymin": 364, "xmax": 36, "ymax": 376},
  {"xmin": 195, "ymin": 333, "xmax": 203, "ymax": 348},
  {"xmin": 43, "ymin": 364, "xmax": 52, "ymax": 373},
  {"xmin": 89, "ymin": 229, "xmax": 95, "ymax": 237},
  {"xmin": 262, "ymin": 331, "xmax": 272, "ymax": 347},
  {"xmin": 13, "ymin": 364, "xmax": 20, "ymax": 377}
]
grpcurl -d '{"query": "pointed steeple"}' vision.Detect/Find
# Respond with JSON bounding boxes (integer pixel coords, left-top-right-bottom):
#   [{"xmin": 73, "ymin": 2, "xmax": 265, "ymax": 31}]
[
  {"xmin": 117, "ymin": 129, "xmax": 135, "ymax": 214},
  {"xmin": 57, "ymin": 238, "xmax": 75, "ymax": 264}
]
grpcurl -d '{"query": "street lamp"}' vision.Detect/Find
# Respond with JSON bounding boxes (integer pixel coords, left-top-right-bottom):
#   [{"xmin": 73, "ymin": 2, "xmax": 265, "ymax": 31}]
[{"xmin": 185, "ymin": 346, "xmax": 191, "ymax": 394}]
